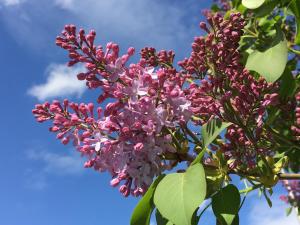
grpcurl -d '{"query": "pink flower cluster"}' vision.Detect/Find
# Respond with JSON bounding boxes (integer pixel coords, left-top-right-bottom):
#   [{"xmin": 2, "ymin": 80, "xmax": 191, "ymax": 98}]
[{"xmin": 33, "ymin": 24, "xmax": 192, "ymax": 196}]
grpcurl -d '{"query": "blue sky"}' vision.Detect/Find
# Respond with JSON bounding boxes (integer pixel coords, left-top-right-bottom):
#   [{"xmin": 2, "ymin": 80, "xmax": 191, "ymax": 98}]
[{"xmin": 0, "ymin": 0, "xmax": 298, "ymax": 224}]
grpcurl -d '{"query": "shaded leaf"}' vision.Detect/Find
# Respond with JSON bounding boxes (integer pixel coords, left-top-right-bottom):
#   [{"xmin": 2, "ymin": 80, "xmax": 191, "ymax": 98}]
[
  {"xmin": 289, "ymin": 0, "xmax": 300, "ymax": 45},
  {"xmin": 253, "ymin": 0, "xmax": 280, "ymax": 17},
  {"xmin": 279, "ymin": 67, "xmax": 297, "ymax": 98},
  {"xmin": 154, "ymin": 164, "xmax": 206, "ymax": 225},
  {"xmin": 262, "ymin": 188, "xmax": 273, "ymax": 208},
  {"xmin": 212, "ymin": 184, "xmax": 241, "ymax": 225}
]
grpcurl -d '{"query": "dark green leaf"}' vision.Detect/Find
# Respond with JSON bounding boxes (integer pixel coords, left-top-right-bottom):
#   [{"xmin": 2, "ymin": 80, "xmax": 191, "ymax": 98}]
[
  {"xmin": 212, "ymin": 184, "xmax": 241, "ymax": 225},
  {"xmin": 211, "ymin": 4, "xmax": 221, "ymax": 12},
  {"xmin": 289, "ymin": 0, "xmax": 300, "ymax": 45},
  {"xmin": 280, "ymin": 67, "xmax": 297, "ymax": 98},
  {"xmin": 262, "ymin": 188, "xmax": 273, "ymax": 208},
  {"xmin": 191, "ymin": 208, "xmax": 200, "ymax": 225},
  {"xmin": 202, "ymin": 118, "xmax": 232, "ymax": 147},
  {"xmin": 130, "ymin": 175, "xmax": 165, "ymax": 225},
  {"xmin": 154, "ymin": 164, "xmax": 207, "ymax": 225},
  {"xmin": 253, "ymin": 0, "xmax": 280, "ymax": 17}
]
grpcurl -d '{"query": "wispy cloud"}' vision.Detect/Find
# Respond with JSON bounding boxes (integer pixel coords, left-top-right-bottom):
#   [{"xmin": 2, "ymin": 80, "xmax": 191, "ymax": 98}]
[
  {"xmin": 25, "ymin": 148, "xmax": 86, "ymax": 190},
  {"xmin": 248, "ymin": 195, "xmax": 299, "ymax": 225},
  {"xmin": 27, "ymin": 149, "xmax": 86, "ymax": 176},
  {"xmin": 24, "ymin": 169, "xmax": 48, "ymax": 190},
  {"xmin": 27, "ymin": 63, "xmax": 86, "ymax": 101},
  {"xmin": 0, "ymin": 0, "xmax": 207, "ymax": 58},
  {"xmin": 0, "ymin": 0, "xmax": 25, "ymax": 6}
]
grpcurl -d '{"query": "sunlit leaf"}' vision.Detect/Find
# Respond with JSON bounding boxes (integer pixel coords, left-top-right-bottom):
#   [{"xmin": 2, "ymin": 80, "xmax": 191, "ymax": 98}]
[
  {"xmin": 154, "ymin": 164, "xmax": 206, "ymax": 225},
  {"xmin": 242, "ymin": 0, "xmax": 265, "ymax": 9},
  {"xmin": 246, "ymin": 27, "xmax": 288, "ymax": 82}
]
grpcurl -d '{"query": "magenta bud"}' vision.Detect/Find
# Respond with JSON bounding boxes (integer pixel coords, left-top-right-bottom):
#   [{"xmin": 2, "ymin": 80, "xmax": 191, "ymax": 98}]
[
  {"xmin": 199, "ymin": 22, "xmax": 208, "ymax": 32},
  {"xmin": 62, "ymin": 137, "xmax": 70, "ymax": 145},
  {"xmin": 127, "ymin": 47, "xmax": 135, "ymax": 56},
  {"xmin": 77, "ymin": 73, "xmax": 86, "ymax": 80}
]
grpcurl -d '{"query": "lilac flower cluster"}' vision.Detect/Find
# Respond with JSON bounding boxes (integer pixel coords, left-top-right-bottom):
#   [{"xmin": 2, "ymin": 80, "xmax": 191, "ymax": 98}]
[{"xmin": 34, "ymin": 25, "xmax": 192, "ymax": 196}]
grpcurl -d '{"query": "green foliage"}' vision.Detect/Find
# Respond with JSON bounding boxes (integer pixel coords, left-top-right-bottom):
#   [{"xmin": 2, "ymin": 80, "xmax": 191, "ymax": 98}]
[
  {"xmin": 289, "ymin": 0, "xmax": 300, "ymax": 45},
  {"xmin": 153, "ymin": 164, "xmax": 206, "ymax": 225},
  {"xmin": 280, "ymin": 67, "xmax": 297, "ymax": 98},
  {"xmin": 252, "ymin": 0, "xmax": 280, "ymax": 17},
  {"xmin": 130, "ymin": 175, "xmax": 165, "ymax": 225},
  {"xmin": 212, "ymin": 184, "xmax": 241, "ymax": 225},
  {"xmin": 245, "ymin": 26, "xmax": 288, "ymax": 82},
  {"xmin": 202, "ymin": 118, "xmax": 232, "ymax": 147}
]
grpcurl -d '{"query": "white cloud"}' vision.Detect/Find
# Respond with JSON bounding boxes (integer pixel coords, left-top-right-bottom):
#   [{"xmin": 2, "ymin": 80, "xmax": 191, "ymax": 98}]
[
  {"xmin": 27, "ymin": 149, "xmax": 85, "ymax": 176},
  {"xmin": 0, "ymin": 0, "xmax": 24, "ymax": 6},
  {"xmin": 27, "ymin": 64, "xmax": 86, "ymax": 101},
  {"xmin": 25, "ymin": 148, "xmax": 86, "ymax": 190},
  {"xmin": 248, "ymin": 196, "xmax": 299, "ymax": 225}
]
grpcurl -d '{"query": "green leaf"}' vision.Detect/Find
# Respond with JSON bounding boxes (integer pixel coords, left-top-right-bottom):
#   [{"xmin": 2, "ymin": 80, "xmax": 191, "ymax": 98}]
[
  {"xmin": 245, "ymin": 27, "xmax": 288, "ymax": 82},
  {"xmin": 242, "ymin": 0, "xmax": 265, "ymax": 9},
  {"xmin": 279, "ymin": 67, "xmax": 297, "ymax": 98},
  {"xmin": 202, "ymin": 118, "xmax": 232, "ymax": 147},
  {"xmin": 263, "ymin": 188, "xmax": 273, "ymax": 208},
  {"xmin": 154, "ymin": 164, "xmax": 207, "ymax": 225},
  {"xmin": 130, "ymin": 175, "xmax": 165, "ymax": 225},
  {"xmin": 212, "ymin": 184, "xmax": 241, "ymax": 225},
  {"xmin": 190, "ymin": 148, "xmax": 206, "ymax": 166},
  {"xmin": 286, "ymin": 207, "xmax": 293, "ymax": 216},
  {"xmin": 253, "ymin": 0, "xmax": 279, "ymax": 17},
  {"xmin": 289, "ymin": 0, "xmax": 300, "ymax": 45}
]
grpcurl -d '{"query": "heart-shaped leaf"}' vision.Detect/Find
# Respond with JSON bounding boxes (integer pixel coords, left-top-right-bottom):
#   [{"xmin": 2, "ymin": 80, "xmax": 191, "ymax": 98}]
[
  {"xmin": 242, "ymin": 0, "xmax": 265, "ymax": 9},
  {"xmin": 202, "ymin": 118, "xmax": 232, "ymax": 147},
  {"xmin": 246, "ymin": 27, "xmax": 288, "ymax": 83},
  {"xmin": 154, "ymin": 164, "xmax": 207, "ymax": 225},
  {"xmin": 130, "ymin": 175, "xmax": 165, "ymax": 225},
  {"xmin": 212, "ymin": 184, "xmax": 241, "ymax": 225}
]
